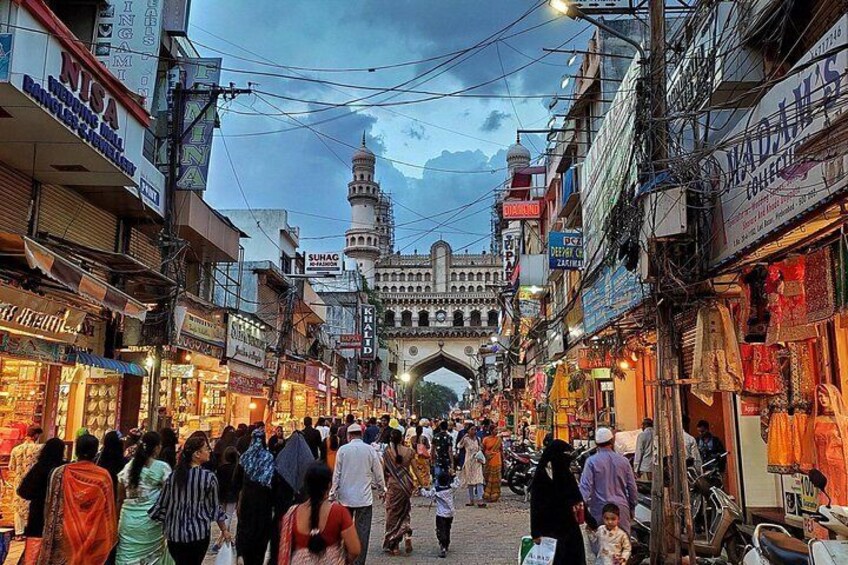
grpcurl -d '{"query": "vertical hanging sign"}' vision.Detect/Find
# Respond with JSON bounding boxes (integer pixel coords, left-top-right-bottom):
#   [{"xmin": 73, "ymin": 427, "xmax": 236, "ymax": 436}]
[
  {"xmin": 360, "ymin": 305, "xmax": 377, "ymax": 360},
  {"xmin": 176, "ymin": 58, "xmax": 221, "ymax": 191},
  {"xmin": 95, "ymin": 0, "xmax": 165, "ymax": 112}
]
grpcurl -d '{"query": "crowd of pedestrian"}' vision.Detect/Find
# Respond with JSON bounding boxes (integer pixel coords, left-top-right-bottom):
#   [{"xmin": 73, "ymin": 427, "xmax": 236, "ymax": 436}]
[{"xmin": 6, "ymin": 413, "xmax": 508, "ymax": 564}]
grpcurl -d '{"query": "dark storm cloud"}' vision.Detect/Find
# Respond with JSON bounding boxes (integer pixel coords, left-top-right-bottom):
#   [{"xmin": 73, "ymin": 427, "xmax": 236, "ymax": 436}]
[{"xmin": 480, "ymin": 110, "xmax": 510, "ymax": 132}]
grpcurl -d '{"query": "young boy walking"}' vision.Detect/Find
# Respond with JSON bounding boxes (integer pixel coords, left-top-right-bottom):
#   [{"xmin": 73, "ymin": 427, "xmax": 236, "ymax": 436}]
[
  {"xmin": 421, "ymin": 472, "xmax": 456, "ymax": 558},
  {"xmin": 589, "ymin": 503, "xmax": 632, "ymax": 565}
]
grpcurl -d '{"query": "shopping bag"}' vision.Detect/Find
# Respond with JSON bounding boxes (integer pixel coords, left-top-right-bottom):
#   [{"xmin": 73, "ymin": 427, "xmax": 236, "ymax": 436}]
[
  {"xmin": 518, "ymin": 535, "xmax": 557, "ymax": 565},
  {"xmin": 214, "ymin": 541, "xmax": 236, "ymax": 565}
]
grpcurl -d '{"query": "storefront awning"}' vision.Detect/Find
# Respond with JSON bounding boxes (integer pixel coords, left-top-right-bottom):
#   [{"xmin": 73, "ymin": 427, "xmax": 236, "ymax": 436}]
[
  {"xmin": 0, "ymin": 233, "xmax": 148, "ymax": 321},
  {"xmin": 67, "ymin": 351, "xmax": 147, "ymax": 376}
]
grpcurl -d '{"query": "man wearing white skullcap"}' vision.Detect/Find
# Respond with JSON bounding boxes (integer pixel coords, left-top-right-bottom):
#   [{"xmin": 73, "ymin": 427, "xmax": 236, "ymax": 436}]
[{"xmin": 578, "ymin": 427, "xmax": 638, "ymax": 534}]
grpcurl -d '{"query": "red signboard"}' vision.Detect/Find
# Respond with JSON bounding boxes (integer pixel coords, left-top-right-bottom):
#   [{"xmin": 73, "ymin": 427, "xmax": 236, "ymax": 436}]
[
  {"xmin": 338, "ymin": 334, "xmax": 361, "ymax": 349},
  {"xmin": 578, "ymin": 348, "xmax": 613, "ymax": 370},
  {"xmin": 503, "ymin": 200, "xmax": 542, "ymax": 219}
]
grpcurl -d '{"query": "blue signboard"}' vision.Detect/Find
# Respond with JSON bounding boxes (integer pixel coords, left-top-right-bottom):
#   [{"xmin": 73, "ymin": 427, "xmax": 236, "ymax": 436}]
[
  {"xmin": 549, "ymin": 230, "xmax": 584, "ymax": 270},
  {"xmin": 581, "ymin": 262, "xmax": 646, "ymax": 335}
]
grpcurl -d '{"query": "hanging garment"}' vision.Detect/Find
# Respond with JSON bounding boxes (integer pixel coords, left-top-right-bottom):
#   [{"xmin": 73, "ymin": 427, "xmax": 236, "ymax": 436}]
[
  {"xmin": 692, "ymin": 302, "xmax": 744, "ymax": 406},
  {"xmin": 767, "ymin": 411, "xmax": 794, "ymax": 474},
  {"xmin": 793, "ymin": 413, "xmax": 808, "ymax": 469},
  {"xmin": 742, "ymin": 265, "xmax": 771, "ymax": 343},
  {"xmin": 773, "ymin": 257, "xmax": 818, "ymax": 343},
  {"xmin": 805, "ymin": 247, "xmax": 835, "ymax": 323},
  {"xmin": 788, "ymin": 341, "xmax": 818, "ymax": 410},
  {"xmin": 740, "ymin": 344, "xmax": 781, "ymax": 395},
  {"xmin": 801, "ymin": 385, "xmax": 848, "ymax": 505}
]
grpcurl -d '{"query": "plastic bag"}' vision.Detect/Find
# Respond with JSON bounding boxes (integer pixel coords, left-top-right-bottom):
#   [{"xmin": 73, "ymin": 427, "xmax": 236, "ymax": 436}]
[
  {"xmin": 215, "ymin": 541, "xmax": 236, "ymax": 565},
  {"xmin": 518, "ymin": 536, "xmax": 557, "ymax": 565}
]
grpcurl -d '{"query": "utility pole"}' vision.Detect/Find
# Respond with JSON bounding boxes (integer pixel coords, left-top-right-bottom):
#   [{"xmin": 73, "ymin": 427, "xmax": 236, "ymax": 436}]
[
  {"xmin": 149, "ymin": 78, "xmax": 252, "ymax": 431},
  {"xmin": 647, "ymin": 0, "xmax": 696, "ymax": 563}
]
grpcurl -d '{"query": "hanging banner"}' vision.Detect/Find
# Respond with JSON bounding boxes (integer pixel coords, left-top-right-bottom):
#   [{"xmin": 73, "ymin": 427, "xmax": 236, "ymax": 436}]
[
  {"xmin": 95, "ymin": 0, "xmax": 165, "ymax": 112},
  {"xmin": 360, "ymin": 305, "xmax": 377, "ymax": 360},
  {"xmin": 177, "ymin": 58, "xmax": 221, "ymax": 191},
  {"xmin": 549, "ymin": 230, "xmax": 584, "ymax": 270}
]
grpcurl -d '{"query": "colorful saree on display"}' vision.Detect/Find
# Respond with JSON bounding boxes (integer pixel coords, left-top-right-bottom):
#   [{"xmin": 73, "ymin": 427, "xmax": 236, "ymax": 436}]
[{"xmin": 802, "ymin": 385, "xmax": 848, "ymax": 505}]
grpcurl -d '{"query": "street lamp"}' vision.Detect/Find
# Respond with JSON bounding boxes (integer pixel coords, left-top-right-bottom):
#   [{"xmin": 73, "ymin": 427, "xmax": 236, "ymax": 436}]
[
  {"xmin": 548, "ymin": 1, "xmax": 646, "ymax": 61},
  {"xmin": 400, "ymin": 372, "xmax": 411, "ymax": 383}
]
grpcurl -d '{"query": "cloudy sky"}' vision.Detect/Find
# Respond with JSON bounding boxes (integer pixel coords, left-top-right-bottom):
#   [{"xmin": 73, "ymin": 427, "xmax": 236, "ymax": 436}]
[
  {"xmin": 193, "ymin": 1, "xmax": 589, "ymax": 252},
  {"xmin": 191, "ymin": 1, "xmax": 589, "ymax": 393}
]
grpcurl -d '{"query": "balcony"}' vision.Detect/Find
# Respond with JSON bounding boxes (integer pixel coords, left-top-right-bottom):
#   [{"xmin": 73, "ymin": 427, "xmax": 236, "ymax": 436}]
[{"xmin": 174, "ymin": 191, "xmax": 241, "ymax": 263}]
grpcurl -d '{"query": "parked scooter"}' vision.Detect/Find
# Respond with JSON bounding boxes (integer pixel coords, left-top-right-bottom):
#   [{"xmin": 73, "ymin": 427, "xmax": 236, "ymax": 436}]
[
  {"xmin": 505, "ymin": 446, "xmax": 541, "ymax": 496},
  {"xmin": 633, "ymin": 454, "xmax": 746, "ymax": 563},
  {"xmin": 742, "ymin": 470, "xmax": 848, "ymax": 564}
]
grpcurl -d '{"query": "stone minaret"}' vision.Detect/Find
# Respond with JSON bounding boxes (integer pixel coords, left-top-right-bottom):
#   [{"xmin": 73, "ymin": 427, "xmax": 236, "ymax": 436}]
[
  {"xmin": 506, "ymin": 133, "xmax": 531, "ymax": 176},
  {"xmin": 344, "ymin": 134, "xmax": 381, "ymax": 286}
]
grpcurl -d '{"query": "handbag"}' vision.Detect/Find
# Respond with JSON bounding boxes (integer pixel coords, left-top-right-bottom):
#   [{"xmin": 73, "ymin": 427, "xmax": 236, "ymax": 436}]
[
  {"xmin": 474, "ymin": 450, "xmax": 486, "ymax": 464},
  {"xmin": 214, "ymin": 541, "xmax": 236, "ymax": 565},
  {"xmin": 518, "ymin": 536, "xmax": 557, "ymax": 565}
]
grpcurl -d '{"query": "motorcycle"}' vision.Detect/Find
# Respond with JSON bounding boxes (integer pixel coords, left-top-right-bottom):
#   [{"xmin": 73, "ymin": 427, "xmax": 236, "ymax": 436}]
[
  {"xmin": 633, "ymin": 453, "xmax": 747, "ymax": 563},
  {"xmin": 505, "ymin": 446, "xmax": 541, "ymax": 496},
  {"xmin": 742, "ymin": 470, "xmax": 848, "ymax": 565}
]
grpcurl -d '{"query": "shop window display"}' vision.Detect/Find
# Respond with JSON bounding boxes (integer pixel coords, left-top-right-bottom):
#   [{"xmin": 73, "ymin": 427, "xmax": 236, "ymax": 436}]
[{"xmin": 55, "ymin": 366, "xmax": 121, "ymax": 441}]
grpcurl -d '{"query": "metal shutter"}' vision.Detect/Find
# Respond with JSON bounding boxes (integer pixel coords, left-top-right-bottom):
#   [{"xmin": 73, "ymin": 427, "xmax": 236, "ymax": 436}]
[
  {"xmin": 0, "ymin": 163, "xmax": 32, "ymax": 234},
  {"xmin": 128, "ymin": 227, "xmax": 161, "ymax": 271},
  {"xmin": 38, "ymin": 185, "xmax": 117, "ymax": 252}
]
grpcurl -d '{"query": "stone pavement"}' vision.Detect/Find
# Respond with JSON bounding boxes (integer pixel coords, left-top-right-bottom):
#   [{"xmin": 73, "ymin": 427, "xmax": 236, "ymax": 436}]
[
  {"xmin": 2, "ymin": 491, "xmax": 531, "ymax": 564},
  {"xmin": 366, "ymin": 491, "xmax": 530, "ymax": 565}
]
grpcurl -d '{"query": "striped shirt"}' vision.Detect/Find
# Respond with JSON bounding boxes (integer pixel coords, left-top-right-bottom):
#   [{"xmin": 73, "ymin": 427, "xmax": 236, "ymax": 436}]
[{"xmin": 149, "ymin": 465, "xmax": 225, "ymax": 543}]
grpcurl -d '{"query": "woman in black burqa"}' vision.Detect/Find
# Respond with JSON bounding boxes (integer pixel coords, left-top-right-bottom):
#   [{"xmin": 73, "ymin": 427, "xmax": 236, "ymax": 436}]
[{"xmin": 529, "ymin": 439, "xmax": 585, "ymax": 564}]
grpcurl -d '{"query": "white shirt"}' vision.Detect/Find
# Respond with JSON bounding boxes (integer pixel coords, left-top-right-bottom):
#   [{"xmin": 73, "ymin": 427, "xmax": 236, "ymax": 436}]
[
  {"xmin": 317, "ymin": 425, "xmax": 330, "ymax": 441},
  {"xmin": 421, "ymin": 486, "xmax": 456, "ymax": 518},
  {"xmin": 422, "ymin": 426, "xmax": 434, "ymax": 443},
  {"xmin": 331, "ymin": 438, "xmax": 386, "ymax": 508}
]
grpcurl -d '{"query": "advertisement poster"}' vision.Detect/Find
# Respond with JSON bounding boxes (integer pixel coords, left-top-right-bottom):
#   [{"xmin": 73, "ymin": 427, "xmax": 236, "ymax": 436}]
[
  {"xmin": 360, "ymin": 305, "xmax": 377, "ymax": 360},
  {"xmin": 305, "ymin": 252, "xmax": 343, "ymax": 275},
  {"xmin": 581, "ymin": 263, "xmax": 645, "ymax": 336}
]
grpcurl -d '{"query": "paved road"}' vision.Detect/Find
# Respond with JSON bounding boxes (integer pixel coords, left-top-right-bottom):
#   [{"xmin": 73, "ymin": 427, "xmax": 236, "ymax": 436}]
[
  {"xmin": 366, "ymin": 491, "xmax": 530, "ymax": 565},
  {"xmin": 4, "ymin": 491, "xmax": 531, "ymax": 565}
]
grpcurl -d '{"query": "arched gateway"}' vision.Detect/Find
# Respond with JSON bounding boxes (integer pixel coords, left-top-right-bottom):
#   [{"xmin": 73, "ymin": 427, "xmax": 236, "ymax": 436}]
[{"xmin": 343, "ymin": 140, "xmax": 502, "ymax": 401}]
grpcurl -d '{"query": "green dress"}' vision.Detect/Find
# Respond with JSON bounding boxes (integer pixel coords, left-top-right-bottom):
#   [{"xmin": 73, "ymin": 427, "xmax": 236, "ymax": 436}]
[{"xmin": 116, "ymin": 459, "xmax": 174, "ymax": 565}]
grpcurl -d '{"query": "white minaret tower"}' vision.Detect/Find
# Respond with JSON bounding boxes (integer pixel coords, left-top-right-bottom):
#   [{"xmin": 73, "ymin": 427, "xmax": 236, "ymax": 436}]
[
  {"xmin": 344, "ymin": 134, "xmax": 381, "ymax": 286},
  {"xmin": 506, "ymin": 132, "xmax": 531, "ymax": 176}
]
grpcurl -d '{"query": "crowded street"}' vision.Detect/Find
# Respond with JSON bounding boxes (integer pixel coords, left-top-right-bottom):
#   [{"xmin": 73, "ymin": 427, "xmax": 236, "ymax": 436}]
[{"xmin": 1, "ymin": 0, "xmax": 848, "ymax": 564}]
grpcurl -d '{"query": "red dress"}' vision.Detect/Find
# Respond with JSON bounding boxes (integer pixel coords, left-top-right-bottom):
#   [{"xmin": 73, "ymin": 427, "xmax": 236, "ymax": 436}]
[
  {"xmin": 740, "ymin": 344, "xmax": 781, "ymax": 395},
  {"xmin": 292, "ymin": 503, "xmax": 353, "ymax": 550}
]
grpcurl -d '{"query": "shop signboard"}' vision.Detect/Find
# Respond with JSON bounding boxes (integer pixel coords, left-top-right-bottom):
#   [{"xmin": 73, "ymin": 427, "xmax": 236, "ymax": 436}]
[
  {"xmin": 338, "ymin": 334, "xmax": 361, "ymax": 349},
  {"xmin": 175, "ymin": 306, "xmax": 226, "ymax": 347},
  {"xmin": 227, "ymin": 362, "xmax": 265, "ymax": 396},
  {"xmin": 578, "ymin": 347, "xmax": 613, "ymax": 370},
  {"xmin": 580, "ymin": 60, "xmax": 640, "ymax": 274},
  {"xmin": 710, "ymin": 15, "xmax": 848, "ymax": 267},
  {"xmin": 0, "ymin": 331, "xmax": 64, "ymax": 362},
  {"xmin": 360, "ymin": 305, "xmax": 377, "ymax": 360},
  {"xmin": 503, "ymin": 200, "xmax": 542, "ymax": 220},
  {"xmin": 177, "ymin": 58, "xmax": 221, "ymax": 191},
  {"xmin": 264, "ymin": 351, "xmax": 279, "ymax": 376},
  {"xmin": 548, "ymin": 230, "xmax": 584, "ymax": 270},
  {"xmin": 304, "ymin": 252, "xmax": 343, "ymax": 276},
  {"xmin": 162, "ymin": 0, "xmax": 191, "ymax": 35},
  {"xmin": 0, "ymin": 284, "xmax": 86, "ymax": 343},
  {"xmin": 278, "ymin": 360, "xmax": 306, "ymax": 385},
  {"xmin": 581, "ymin": 262, "xmax": 645, "ymax": 336},
  {"xmin": 502, "ymin": 224, "xmax": 521, "ymax": 283},
  {"xmin": 305, "ymin": 364, "xmax": 321, "ymax": 389},
  {"xmin": 226, "ymin": 314, "xmax": 266, "ymax": 369},
  {"xmin": 95, "ymin": 0, "xmax": 165, "ymax": 113}
]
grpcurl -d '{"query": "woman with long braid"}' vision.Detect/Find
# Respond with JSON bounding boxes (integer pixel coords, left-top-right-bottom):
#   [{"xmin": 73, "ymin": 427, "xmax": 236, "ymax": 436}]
[{"xmin": 277, "ymin": 464, "xmax": 360, "ymax": 565}]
